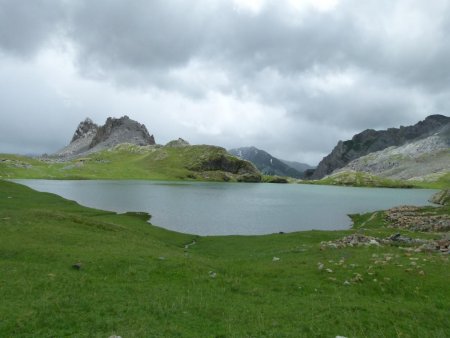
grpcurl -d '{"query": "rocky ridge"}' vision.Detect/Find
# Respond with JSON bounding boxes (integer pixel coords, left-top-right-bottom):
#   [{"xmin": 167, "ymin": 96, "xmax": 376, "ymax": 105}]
[
  {"xmin": 333, "ymin": 125, "xmax": 450, "ymax": 181},
  {"xmin": 56, "ymin": 116, "xmax": 155, "ymax": 157},
  {"xmin": 310, "ymin": 114, "xmax": 450, "ymax": 179}
]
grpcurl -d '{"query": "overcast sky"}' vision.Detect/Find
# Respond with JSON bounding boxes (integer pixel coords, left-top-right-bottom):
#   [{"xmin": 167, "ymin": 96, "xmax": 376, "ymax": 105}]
[{"xmin": 1, "ymin": 0, "xmax": 449, "ymax": 164}]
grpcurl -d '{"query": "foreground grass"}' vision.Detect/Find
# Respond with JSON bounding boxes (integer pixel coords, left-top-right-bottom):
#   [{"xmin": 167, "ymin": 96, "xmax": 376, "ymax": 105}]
[{"xmin": 1, "ymin": 180, "xmax": 449, "ymax": 337}]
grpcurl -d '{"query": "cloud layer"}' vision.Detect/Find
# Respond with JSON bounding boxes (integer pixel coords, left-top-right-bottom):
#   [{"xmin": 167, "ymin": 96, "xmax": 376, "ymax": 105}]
[{"xmin": 1, "ymin": 0, "xmax": 449, "ymax": 164}]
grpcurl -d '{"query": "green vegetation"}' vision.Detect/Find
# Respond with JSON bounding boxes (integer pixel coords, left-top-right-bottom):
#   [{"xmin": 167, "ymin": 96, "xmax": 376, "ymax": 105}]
[
  {"xmin": 411, "ymin": 172, "xmax": 450, "ymax": 190},
  {"xmin": 429, "ymin": 189, "xmax": 450, "ymax": 206},
  {"xmin": 0, "ymin": 144, "xmax": 260, "ymax": 182},
  {"xmin": 311, "ymin": 171, "xmax": 416, "ymax": 188},
  {"xmin": 1, "ymin": 180, "xmax": 449, "ymax": 337},
  {"xmin": 261, "ymin": 175, "xmax": 289, "ymax": 183}
]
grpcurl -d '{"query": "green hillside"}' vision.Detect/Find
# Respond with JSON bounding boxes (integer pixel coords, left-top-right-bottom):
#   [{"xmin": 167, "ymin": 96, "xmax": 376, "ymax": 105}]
[
  {"xmin": 0, "ymin": 144, "xmax": 261, "ymax": 182},
  {"xmin": 311, "ymin": 170, "xmax": 450, "ymax": 189},
  {"xmin": 0, "ymin": 180, "xmax": 449, "ymax": 337}
]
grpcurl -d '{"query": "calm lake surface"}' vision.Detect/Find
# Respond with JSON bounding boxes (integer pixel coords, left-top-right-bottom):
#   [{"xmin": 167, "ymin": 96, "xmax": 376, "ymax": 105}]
[{"xmin": 14, "ymin": 180, "xmax": 436, "ymax": 236}]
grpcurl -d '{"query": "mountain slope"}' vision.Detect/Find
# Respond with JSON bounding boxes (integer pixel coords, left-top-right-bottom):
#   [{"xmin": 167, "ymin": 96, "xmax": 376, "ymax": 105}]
[
  {"xmin": 334, "ymin": 125, "xmax": 450, "ymax": 181},
  {"xmin": 229, "ymin": 146, "xmax": 304, "ymax": 178},
  {"xmin": 311, "ymin": 115, "xmax": 450, "ymax": 179}
]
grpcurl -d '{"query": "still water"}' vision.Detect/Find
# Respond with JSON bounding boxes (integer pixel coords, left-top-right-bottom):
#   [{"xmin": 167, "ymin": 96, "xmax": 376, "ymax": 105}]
[{"xmin": 14, "ymin": 180, "xmax": 436, "ymax": 236}]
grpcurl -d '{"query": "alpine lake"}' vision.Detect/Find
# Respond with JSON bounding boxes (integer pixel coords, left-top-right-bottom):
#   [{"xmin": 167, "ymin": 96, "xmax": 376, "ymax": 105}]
[{"xmin": 14, "ymin": 179, "xmax": 437, "ymax": 236}]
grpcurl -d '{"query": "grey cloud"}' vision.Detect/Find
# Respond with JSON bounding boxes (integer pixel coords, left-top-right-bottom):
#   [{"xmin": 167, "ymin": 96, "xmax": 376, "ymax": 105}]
[
  {"xmin": 0, "ymin": 0, "xmax": 66, "ymax": 57},
  {"xmin": 1, "ymin": 0, "xmax": 449, "ymax": 164}
]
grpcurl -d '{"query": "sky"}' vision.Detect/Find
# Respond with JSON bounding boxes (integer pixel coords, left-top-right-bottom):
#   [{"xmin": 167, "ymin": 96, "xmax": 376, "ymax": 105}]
[{"xmin": 1, "ymin": 0, "xmax": 450, "ymax": 165}]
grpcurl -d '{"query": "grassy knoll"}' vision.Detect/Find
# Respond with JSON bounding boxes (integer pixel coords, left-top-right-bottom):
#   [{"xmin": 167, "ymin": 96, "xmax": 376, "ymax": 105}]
[
  {"xmin": 411, "ymin": 172, "xmax": 450, "ymax": 190},
  {"xmin": 309, "ymin": 171, "xmax": 450, "ymax": 190},
  {"xmin": 0, "ymin": 180, "xmax": 449, "ymax": 337},
  {"xmin": 0, "ymin": 144, "xmax": 260, "ymax": 182},
  {"xmin": 311, "ymin": 171, "xmax": 417, "ymax": 188}
]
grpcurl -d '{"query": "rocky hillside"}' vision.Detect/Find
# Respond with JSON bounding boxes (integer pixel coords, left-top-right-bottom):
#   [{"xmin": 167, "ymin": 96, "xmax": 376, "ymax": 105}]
[
  {"xmin": 229, "ymin": 146, "xmax": 306, "ymax": 178},
  {"xmin": 56, "ymin": 116, "xmax": 155, "ymax": 157},
  {"xmin": 310, "ymin": 115, "xmax": 450, "ymax": 179},
  {"xmin": 334, "ymin": 124, "xmax": 450, "ymax": 181}
]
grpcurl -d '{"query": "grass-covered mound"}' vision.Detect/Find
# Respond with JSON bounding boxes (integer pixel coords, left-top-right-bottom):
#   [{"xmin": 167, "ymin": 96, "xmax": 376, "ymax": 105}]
[
  {"xmin": 309, "ymin": 170, "xmax": 450, "ymax": 189},
  {"xmin": 0, "ymin": 144, "xmax": 261, "ymax": 182},
  {"xmin": 312, "ymin": 170, "xmax": 416, "ymax": 188},
  {"xmin": 0, "ymin": 180, "xmax": 449, "ymax": 337}
]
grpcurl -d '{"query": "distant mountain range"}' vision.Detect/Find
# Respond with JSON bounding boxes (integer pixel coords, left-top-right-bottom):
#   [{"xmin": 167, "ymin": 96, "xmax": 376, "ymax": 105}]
[
  {"xmin": 2, "ymin": 114, "xmax": 448, "ymax": 186},
  {"xmin": 309, "ymin": 114, "xmax": 450, "ymax": 181},
  {"xmin": 228, "ymin": 146, "xmax": 313, "ymax": 178}
]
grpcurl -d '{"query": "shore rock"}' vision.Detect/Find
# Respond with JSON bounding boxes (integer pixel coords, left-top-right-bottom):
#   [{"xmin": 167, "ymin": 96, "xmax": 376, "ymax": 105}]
[
  {"xmin": 321, "ymin": 233, "xmax": 449, "ymax": 254},
  {"xmin": 385, "ymin": 206, "xmax": 450, "ymax": 232},
  {"xmin": 429, "ymin": 189, "xmax": 450, "ymax": 206}
]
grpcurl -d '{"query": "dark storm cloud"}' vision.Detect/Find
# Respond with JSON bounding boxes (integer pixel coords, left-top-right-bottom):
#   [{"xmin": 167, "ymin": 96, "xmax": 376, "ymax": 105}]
[
  {"xmin": 0, "ymin": 0, "xmax": 449, "ymax": 163},
  {"xmin": 2, "ymin": 0, "xmax": 449, "ymax": 95}
]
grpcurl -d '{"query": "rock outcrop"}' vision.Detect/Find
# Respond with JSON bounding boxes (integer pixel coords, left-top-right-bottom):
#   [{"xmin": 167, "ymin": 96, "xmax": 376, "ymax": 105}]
[
  {"xmin": 385, "ymin": 206, "xmax": 450, "ymax": 232},
  {"xmin": 56, "ymin": 118, "xmax": 99, "ymax": 157},
  {"xmin": 430, "ymin": 189, "xmax": 450, "ymax": 206},
  {"xmin": 56, "ymin": 116, "xmax": 155, "ymax": 157},
  {"xmin": 90, "ymin": 116, "xmax": 155, "ymax": 150},
  {"xmin": 229, "ymin": 146, "xmax": 307, "ymax": 178},
  {"xmin": 311, "ymin": 115, "xmax": 450, "ymax": 179},
  {"xmin": 165, "ymin": 138, "xmax": 190, "ymax": 148}
]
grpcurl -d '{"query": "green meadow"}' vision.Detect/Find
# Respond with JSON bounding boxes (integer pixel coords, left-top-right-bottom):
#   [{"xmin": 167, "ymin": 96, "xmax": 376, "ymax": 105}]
[{"xmin": 0, "ymin": 180, "xmax": 449, "ymax": 337}]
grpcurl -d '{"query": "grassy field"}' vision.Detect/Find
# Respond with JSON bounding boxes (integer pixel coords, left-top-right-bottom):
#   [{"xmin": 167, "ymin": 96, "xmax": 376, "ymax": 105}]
[
  {"xmin": 1, "ymin": 180, "xmax": 449, "ymax": 337},
  {"xmin": 0, "ymin": 144, "xmax": 260, "ymax": 182}
]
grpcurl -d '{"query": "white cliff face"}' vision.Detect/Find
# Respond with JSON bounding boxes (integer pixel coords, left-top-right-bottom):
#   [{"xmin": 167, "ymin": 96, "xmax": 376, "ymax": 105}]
[{"xmin": 334, "ymin": 130, "xmax": 450, "ymax": 181}]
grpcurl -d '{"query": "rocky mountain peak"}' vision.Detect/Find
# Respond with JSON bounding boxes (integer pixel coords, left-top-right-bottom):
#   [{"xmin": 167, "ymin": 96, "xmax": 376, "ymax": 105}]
[
  {"xmin": 71, "ymin": 118, "xmax": 98, "ymax": 143},
  {"xmin": 90, "ymin": 115, "xmax": 155, "ymax": 149},
  {"xmin": 56, "ymin": 115, "xmax": 156, "ymax": 157}
]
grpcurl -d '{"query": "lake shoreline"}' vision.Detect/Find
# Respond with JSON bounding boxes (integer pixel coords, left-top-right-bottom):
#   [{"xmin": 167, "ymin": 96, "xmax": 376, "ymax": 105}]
[{"xmin": 12, "ymin": 179, "xmax": 437, "ymax": 236}]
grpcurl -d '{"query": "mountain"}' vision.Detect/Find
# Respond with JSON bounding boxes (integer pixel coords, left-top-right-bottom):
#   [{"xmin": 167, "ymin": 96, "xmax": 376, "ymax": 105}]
[
  {"xmin": 56, "ymin": 116, "xmax": 155, "ymax": 157},
  {"xmin": 228, "ymin": 146, "xmax": 304, "ymax": 178},
  {"xmin": 334, "ymin": 124, "xmax": 450, "ymax": 181},
  {"xmin": 280, "ymin": 159, "xmax": 314, "ymax": 173},
  {"xmin": 1, "ymin": 116, "xmax": 261, "ymax": 182},
  {"xmin": 310, "ymin": 114, "xmax": 450, "ymax": 179}
]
